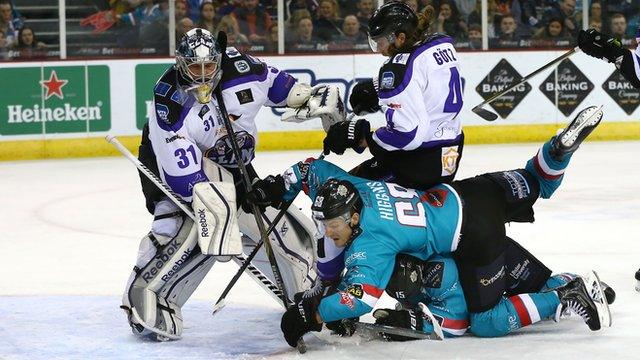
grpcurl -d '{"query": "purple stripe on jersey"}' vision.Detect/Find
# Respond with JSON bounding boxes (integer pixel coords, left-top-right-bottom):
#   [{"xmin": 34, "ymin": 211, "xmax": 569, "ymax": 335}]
[
  {"xmin": 375, "ymin": 125, "xmax": 418, "ymax": 149},
  {"xmin": 221, "ymin": 65, "xmax": 269, "ymax": 90},
  {"xmin": 419, "ymin": 133, "xmax": 463, "ymax": 149},
  {"xmin": 162, "ymin": 169, "xmax": 208, "ymax": 197},
  {"xmin": 317, "ymin": 251, "xmax": 345, "ymax": 281},
  {"xmin": 378, "ymin": 37, "xmax": 454, "ymax": 100},
  {"xmin": 268, "ymin": 71, "xmax": 296, "ymax": 104}
]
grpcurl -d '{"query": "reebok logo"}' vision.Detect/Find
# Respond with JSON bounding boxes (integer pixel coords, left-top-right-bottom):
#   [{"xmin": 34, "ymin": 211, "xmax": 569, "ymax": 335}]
[{"xmin": 198, "ymin": 209, "xmax": 209, "ymax": 238}]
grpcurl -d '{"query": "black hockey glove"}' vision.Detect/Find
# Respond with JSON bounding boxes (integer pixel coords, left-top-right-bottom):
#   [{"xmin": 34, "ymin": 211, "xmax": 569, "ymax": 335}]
[
  {"xmin": 243, "ymin": 175, "xmax": 286, "ymax": 212},
  {"xmin": 323, "ymin": 119, "xmax": 371, "ymax": 155},
  {"xmin": 349, "ymin": 79, "xmax": 381, "ymax": 115},
  {"xmin": 280, "ymin": 292, "xmax": 323, "ymax": 347},
  {"xmin": 373, "ymin": 308, "xmax": 425, "ymax": 341},
  {"xmin": 577, "ymin": 28, "xmax": 627, "ymax": 64}
]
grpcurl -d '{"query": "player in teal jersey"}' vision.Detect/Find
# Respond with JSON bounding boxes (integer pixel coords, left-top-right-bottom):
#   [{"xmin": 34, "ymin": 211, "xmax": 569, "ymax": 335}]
[{"xmin": 246, "ymin": 105, "xmax": 607, "ymax": 347}]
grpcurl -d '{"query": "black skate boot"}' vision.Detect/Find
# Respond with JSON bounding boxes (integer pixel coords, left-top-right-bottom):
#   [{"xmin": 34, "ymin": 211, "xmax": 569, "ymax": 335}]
[
  {"xmin": 600, "ymin": 281, "xmax": 616, "ymax": 305},
  {"xmin": 556, "ymin": 277, "xmax": 602, "ymax": 331},
  {"xmin": 550, "ymin": 105, "xmax": 603, "ymax": 161}
]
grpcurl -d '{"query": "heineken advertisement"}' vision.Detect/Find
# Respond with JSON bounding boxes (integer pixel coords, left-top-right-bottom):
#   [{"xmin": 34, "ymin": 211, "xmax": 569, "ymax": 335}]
[
  {"xmin": 135, "ymin": 63, "xmax": 172, "ymax": 130},
  {"xmin": 0, "ymin": 66, "xmax": 110, "ymax": 135}
]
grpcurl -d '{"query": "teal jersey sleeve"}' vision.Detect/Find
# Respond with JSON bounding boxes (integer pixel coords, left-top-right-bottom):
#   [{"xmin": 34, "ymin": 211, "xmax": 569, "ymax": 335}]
[{"xmin": 280, "ymin": 158, "xmax": 352, "ymax": 202}]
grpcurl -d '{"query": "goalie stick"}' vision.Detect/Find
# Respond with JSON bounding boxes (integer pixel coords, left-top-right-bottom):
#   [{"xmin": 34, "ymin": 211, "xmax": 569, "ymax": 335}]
[
  {"xmin": 213, "ymin": 30, "xmax": 306, "ymax": 354},
  {"xmin": 353, "ymin": 322, "xmax": 443, "ymax": 341},
  {"xmin": 472, "ymin": 47, "xmax": 580, "ymax": 121}
]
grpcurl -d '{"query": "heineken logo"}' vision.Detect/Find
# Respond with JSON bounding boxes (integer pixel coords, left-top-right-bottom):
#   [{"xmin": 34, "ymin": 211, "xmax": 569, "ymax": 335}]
[
  {"xmin": 539, "ymin": 59, "xmax": 593, "ymax": 117},
  {"xmin": 0, "ymin": 65, "xmax": 111, "ymax": 136},
  {"xmin": 476, "ymin": 59, "xmax": 531, "ymax": 119},
  {"xmin": 39, "ymin": 70, "xmax": 69, "ymax": 100},
  {"xmin": 602, "ymin": 69, "xmax": 640, "ymax": 115}
]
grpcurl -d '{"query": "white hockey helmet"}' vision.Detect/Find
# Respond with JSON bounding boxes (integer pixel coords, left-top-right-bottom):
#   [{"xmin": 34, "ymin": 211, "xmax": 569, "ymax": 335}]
[{"xmin": 176, "ymin": 28, "xmax": 223, "ymax": 103}]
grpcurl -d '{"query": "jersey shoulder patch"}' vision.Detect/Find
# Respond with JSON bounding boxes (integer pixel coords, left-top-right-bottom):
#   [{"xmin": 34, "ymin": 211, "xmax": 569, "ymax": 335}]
[
  {"xmin": 378, "ymin": 56, "xmax": 410, "ymax": 91},
  {"xmin": 221, "ymin": 47, "xmax": 267, "ymax": 88},
  {"xmin": 153, "ymin": 66, "xmax": 190, "ymax": 127}
]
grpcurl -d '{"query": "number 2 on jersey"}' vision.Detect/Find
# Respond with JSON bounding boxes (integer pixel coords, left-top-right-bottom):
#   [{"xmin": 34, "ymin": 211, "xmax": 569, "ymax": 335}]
[{"xmin": 443, "ymin": 67, "xmax": 463, "ymax": 114}]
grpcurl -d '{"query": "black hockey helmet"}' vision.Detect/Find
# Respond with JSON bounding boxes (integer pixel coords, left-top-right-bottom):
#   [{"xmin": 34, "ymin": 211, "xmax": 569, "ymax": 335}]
[
  {"xmin": 386, "ymin": 254, "xmax": 426, "ymax": 309},
  {"xmin": 367, "ymin": 1, "xmax": 418, "ymax": 51},
  {"xmin": 176, "ymin": 28, "xmax": 223, "ymax": 103},
  {"xmin": 311, "ymin": 178, "xmax": 363, "ymax": 222}
]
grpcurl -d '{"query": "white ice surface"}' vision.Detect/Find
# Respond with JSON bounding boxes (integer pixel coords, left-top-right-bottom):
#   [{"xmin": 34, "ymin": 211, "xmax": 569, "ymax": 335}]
[{"xmin": 1, "ymin": 141, "xmax": 639, "ymax": 359}]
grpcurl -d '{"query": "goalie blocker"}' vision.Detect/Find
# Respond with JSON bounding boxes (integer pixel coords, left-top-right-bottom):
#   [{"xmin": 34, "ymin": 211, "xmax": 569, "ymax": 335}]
[{"xmin": 121, "ymin": 158, "xmax": 318, "ymax": 340}]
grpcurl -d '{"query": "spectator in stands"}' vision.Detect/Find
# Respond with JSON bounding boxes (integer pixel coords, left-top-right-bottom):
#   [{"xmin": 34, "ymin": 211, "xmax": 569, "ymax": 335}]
[
  {"xmin": 342, "ymin": 14, "xmax": 367, "ymax": 43},
  {"xmin": 288, "ymin": 16, "xmax": 316, "ymax": 48},
  {"xmin": 198, "ymin": 0, "xmax": 218, "ymax": 34},
  {"xmin": 0, "ymin": 27, "xmax": 9, "ymax": 59},
  {"xmin": 177, "ymin": 17, "xmax": 195, "ymax": 39},
  {"xmin": 468, "ymin": 22, "xmax": 482, "ymax": 49},
  {"xmin": 217, "ymin": 14, "xmax": 249, "ymax": 46},
  {"xmin": 0, "ymin": 0, "xmax": 22, "ymax": 47},
  {"xmin": 232, "ymin": 0, "xmax": 272, "ymax": 44},
  {"xmin": 532, "ymin": 16, "xmax": 571, "ymax": 42},
  {"xmin": 176, "ymin": 0, "xmax": 188, "ymax": 21},
  {"xmin": 542, "ymin": 0, "xmax": 579, "ymax": 37},
  {"xmin": 435, "ymin": 0, "xmax": 468, "ymax": 41},
  {"xmin": 314, "ymin": 0, "xmax": 343, "ymax": 41},
  {"xmin": 109, "ymin": 0, "xmax": 169, "ymax": 52},
  {"xmin": 12, "ymin": 26, "xmax": 46, "ymax": 58},
  {"xmin": 356, "ymin": 0, "xmax": 375, "ymax": 28},
  {"xmin": 496, "ymin": 14, "xmax": 525, "ymax": 41},
  {"xmin": 609, "ymin": 13, "xmax": 627, "ymax": 39}
]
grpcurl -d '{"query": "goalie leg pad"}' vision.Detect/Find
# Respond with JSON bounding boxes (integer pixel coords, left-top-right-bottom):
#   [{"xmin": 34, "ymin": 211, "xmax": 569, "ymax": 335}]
[
  {"xmin": 122, "ymin": 219, "xmax": 217, "ymax": 339},
  {"xmin": 237, "ymin": 206, "xmax": 317, "ymax": 299},
  {"xmin": 193, "ymin": 181, "xmax": 242, "ymax": 256}
]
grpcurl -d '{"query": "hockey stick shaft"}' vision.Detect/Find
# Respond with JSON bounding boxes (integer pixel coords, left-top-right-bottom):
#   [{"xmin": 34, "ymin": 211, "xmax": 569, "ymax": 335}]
[
  {"xmin": 106, "ymin": 135, "xmax": 196, "ymax": 221},
  {"xmin": 214, "ymin": 85, "xmax": 306, "ymax": 353},
  {"xmin": 212, "ymin": 151, "xmax": 326, "ymax": 314},
  {"xmin": 472, "ymin": 47, "xmax": 579, "ymax": 120}
]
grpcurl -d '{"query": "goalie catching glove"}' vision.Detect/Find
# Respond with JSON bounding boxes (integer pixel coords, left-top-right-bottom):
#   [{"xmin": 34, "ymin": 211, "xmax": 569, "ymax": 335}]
[{"xmin": 282, "ymin": 84, "xmax": 346, "ymax": 131}]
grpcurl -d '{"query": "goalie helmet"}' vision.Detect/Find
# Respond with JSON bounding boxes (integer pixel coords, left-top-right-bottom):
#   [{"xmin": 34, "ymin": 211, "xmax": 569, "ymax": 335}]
[
  {"xmin": 311, "ymin": 178, "xmax": 362, "ymax": 221},
  {"xmin": 176, "ymin": 28, "xmax": 223, "ymax": 104},
  {"xmin": 367, "ymin": 1, "xmax": 418, "ymax": 52}
]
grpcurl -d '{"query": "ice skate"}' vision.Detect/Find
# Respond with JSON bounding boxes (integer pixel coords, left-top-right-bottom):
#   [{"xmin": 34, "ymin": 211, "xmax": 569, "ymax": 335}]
[
  {"xmin": 556, "ymin": 275, "xmax": 605, "ymax": 331},
  {"xmin": 550, "ymin": 105, "xmax": 603, "ymax": 160}
]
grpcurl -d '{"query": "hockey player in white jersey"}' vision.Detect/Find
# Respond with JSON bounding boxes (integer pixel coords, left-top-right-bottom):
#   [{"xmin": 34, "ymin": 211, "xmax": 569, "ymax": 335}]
[
  {"xmin": 121, "ymin": 28, "xmax": 345, "ymax": 341},
  {"xmin": 325, "ymin": 1, "xmax": 464, "ymax": 190}
]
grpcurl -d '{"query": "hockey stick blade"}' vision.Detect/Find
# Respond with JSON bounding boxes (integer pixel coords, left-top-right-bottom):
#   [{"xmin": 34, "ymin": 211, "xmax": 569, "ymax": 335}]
[
  {"xmin": 354, "ymin": 322, "xmax": 443, "ymax": 341},
  {"xmin": 211, "ymin": 299, "xmax": 226, "ymax": 316},
  {"xmin": 472, "ymin": 105, "xmax": 499, "ymax": 121}
]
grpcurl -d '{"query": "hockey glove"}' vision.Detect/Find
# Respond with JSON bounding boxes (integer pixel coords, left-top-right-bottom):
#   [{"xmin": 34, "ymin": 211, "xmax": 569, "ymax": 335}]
[
  {"xmin": 577, "ymin": 28, "xmax": 627, "ymax": 64},
  {"xmin": 281, "ymin": 292, "xmax": 323, "ymax": 347},
  {"xmin": 349, "ymin": 79, "xmax": 381, "ymax": 115},
  {"xmin": 373, "ymin": 308, "xmax": 425, "ymax": 341},
  {"xmin": 244, "ymin": 175, "xmax": 286, "ymax": 211},
  {"xmin": 323, "ymin": 119, "xmax": 371, "ymax": 155}
]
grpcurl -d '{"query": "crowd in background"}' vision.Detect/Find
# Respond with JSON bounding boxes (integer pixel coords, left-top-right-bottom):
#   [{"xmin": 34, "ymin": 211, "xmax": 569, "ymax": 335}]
[
  {"xmin": 0, "ymin": 0, "xmax": 48, "ymax": 59},
  {"xmin": 1, "ymin": 0, "xmax": 638, "ymax": 59}
]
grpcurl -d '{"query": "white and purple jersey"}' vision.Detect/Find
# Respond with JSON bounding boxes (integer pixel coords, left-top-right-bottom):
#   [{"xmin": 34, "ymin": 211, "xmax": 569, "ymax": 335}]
[
  {"xmin": 618, "ymin": 28, "xmax": 640, "ymax": 88},
  {"xmin": 373, "ymin": 34, "xmax": 463, "ymax": 152},
  {"xmin": 147, "ymin": 47, "xmax": 297, "ymax": 202}
]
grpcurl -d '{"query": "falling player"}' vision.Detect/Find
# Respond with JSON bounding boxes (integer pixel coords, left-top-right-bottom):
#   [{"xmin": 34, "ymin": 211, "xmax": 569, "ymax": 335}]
[{"xmin": 246, "ymin": 105, "xmax": 610, "ymax": 347}]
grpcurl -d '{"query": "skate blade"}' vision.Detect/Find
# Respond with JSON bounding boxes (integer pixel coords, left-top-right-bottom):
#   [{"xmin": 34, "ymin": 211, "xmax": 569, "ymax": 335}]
[
  {"xmin": 584, "ymin": 270, "xmax": 612, "ymax": 328},
  {"xmin": 561, "ymin": 106, "xmax": 603, "ymax": 147}
]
